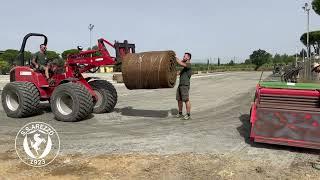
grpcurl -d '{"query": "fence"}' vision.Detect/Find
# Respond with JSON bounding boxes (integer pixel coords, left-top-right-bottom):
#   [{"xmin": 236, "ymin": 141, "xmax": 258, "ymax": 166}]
[{"xmin": 191, "ymin": 64, "xmax": 274, "ymax": 72}]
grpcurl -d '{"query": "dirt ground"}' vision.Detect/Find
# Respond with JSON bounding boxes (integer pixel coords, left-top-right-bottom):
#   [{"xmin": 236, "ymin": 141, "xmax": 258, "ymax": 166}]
[
  {"xmin": 0, "ymin": 72, "xmax": 319, "ymax": 179},
  {"xmin": 0, "ymin": 151, "xmax": 319, "ymax": 180}
]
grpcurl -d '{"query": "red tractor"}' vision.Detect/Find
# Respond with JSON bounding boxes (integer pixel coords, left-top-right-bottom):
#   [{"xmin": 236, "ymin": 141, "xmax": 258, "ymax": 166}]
[{"xmin": 1, "ymin": 33, "xmax": 135, "ymax": 122}]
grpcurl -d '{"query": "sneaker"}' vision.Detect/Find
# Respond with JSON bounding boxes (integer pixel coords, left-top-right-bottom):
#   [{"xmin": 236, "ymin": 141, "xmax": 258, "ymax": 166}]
[
  {"xmin": 181, "ymin": 114, "xmax": 191, "ymax": 120},
  {"xmin": 176, "ymin": 113, "xmax": 183, "ymax": 118}
]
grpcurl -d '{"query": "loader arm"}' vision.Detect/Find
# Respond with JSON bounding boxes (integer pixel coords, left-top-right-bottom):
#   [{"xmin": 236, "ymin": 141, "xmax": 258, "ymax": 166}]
[{"xmin": 65, "ymin": 38, "xmax": 135, "ymax": 77}]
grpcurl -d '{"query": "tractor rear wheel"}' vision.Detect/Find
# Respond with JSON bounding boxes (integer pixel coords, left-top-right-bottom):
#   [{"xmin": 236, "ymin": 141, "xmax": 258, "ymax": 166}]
[
  {"xmin": 51, "ymin": 83, "xmax": 93, "ymax": 122},
  {"xmin": 1, "ymin": 82, "xmax": 40, "ymax": 118},
  {"xmin": 89, "ymin": 80, "xmax": 118, "ymax": 113}
]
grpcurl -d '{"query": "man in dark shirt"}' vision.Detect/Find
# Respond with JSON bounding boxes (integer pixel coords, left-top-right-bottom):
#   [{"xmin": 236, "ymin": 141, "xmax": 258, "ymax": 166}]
[
  {"xmin": 176, "ymin": 52, "xmax": 192, "ymax": 120},
  {"xmin": 32, "ymin": 44, "xmax": 49, "ymax": 79}
]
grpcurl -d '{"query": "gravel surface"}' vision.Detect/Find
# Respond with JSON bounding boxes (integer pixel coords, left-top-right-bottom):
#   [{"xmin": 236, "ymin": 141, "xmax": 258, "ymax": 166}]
[{"xmin": 0, "ymin": 71, "xmax": 319, "ymax": 179}]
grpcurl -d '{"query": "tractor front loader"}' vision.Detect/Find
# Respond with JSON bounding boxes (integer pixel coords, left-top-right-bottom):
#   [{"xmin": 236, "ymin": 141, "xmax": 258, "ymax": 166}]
[{"xmin": 1, "ymin": 33, "xmax": 135, "ymax": 122}]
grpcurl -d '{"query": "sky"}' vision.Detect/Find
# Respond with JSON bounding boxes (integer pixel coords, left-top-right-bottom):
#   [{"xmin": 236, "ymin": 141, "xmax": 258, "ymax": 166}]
[{"xmin": 0, "ymin": 0, "xmax": 320, "ymax": 63}]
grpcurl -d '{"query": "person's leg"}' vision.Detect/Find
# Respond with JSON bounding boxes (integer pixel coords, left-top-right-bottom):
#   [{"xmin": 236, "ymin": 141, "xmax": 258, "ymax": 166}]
[
  {"xmin": 176, "ymin": 86, "xmax": 183, "ymax": 117},
  {"xmin": 181, "ymin": 86, "xmax": 191, "ymax": 120},
  {"xmin": 185, "ymin": 100, "xmax": 191, "ymax": 116},
  {"xmin": 44, "ymin": 66, "xmax": 49, "ymax": 79},
  {"xmin": 178, "ymin": 100, "xmax": 183, "ymax": 113},
  {"xmin": 45, "ymin": 65, "xmax": 55, "ymax": 86}
]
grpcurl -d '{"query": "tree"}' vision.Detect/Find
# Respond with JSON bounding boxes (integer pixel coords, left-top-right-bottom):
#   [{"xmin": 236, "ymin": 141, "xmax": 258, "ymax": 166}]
[
  {"xmin": 300, "ymin": 49, "xmax": 307, "ymax": 58},
  {"xmin": 217, "ymin": 57, "xmax": 220, "ymax": 66},
  {"xmin": 272, "ymin": 54, "xmax": 282, "ymax": 64},
  {"xmin": 0, "ymin": 49, "xmax": 19, "ymax": 65},
  {"xmin": 300, "ymin": 31, "xmax": 320, "ymax": 55},
  {"xmin": 61, "ymin": 49, "xmax": 80, "ymax": 59},
  {"xmin": 0, "ymin": 49, "xmax": 33, "ymax": 65},
  {"xmin": 0, "ymin": 57, "xmax": 10, "ymax": 74},
  {"xmin": 87, "ymin": 45, "xmax": 99, "ymax": 50},
  {"xmin": 244, "ymin": 59, "xmax": 252, "ymax": 64},
  {"xmin": 46, "ymin": 51, "xmax": 60, "ymax": 60},
  {"xmin": 249, "ymin": 49, "xmax": 271, "ymax": 70},
  {"xmin": 312, "ymin": 0, "xmax": 320, "ymax": 16},
  {"xmin": 228, "ymin": 60, "xmax": 235, "ymax": 66},
  {"xmin": 87, "ymin": 45, "xmax": 102, "ymax": 57},
  {"xmin": 280, "ymin": 54, "xmax": 295, "ymax": 64}
]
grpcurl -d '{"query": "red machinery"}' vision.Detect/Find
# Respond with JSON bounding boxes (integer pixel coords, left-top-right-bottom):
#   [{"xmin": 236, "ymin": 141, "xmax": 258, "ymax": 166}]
[
  {"xmin": 1, "ymin": 33, "xmax": 135, "ymax": 122},
  {"xmin": 250, "ymin": 82, "xmax": 320, "ymax": 149}
]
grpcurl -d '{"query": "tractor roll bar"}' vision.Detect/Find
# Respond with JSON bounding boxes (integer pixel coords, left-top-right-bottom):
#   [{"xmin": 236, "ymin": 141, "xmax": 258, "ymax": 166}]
[{"xmin": 18, "ymin": 33, "xmax": 48, "ymax": 66}]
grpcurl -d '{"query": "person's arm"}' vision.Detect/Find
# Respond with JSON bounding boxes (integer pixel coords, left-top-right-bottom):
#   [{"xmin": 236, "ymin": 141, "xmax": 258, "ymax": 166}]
[
  {"xmin": 31, "ymin": 54, "xmax": 38, "ymax": 68},
  {"xmin": 176, "ymin": 57, "xmax": 188, "ymax": 67}
]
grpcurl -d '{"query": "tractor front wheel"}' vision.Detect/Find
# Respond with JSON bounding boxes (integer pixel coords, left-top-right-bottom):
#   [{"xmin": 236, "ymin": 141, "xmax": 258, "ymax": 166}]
[
  {"xmin": 89, "ymin": 80, "xmax": 118, "ymax": 113},
  {"xmin": 1, "ymin": 82, "xmax": 40, "ymax": 118},
  {"xmin": 51, "ymin": 83, "xmax": 93, "ymax": 122}
]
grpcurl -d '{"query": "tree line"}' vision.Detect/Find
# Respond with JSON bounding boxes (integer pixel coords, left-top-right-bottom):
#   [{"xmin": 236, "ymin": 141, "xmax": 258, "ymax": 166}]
[
  {"xmin": 0, "ymin": 46, "xmax": 100, "ymax": 74},
  {"xmin": 0, "ymin": 46, "xmax": 298, "ymax": 74},
  {"xmin": 246, "ymin": 50, "xmax": 297, "ymax": 70}
]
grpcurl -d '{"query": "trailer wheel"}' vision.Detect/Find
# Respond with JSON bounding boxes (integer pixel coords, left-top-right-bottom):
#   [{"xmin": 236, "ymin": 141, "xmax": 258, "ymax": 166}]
[
  {"xmin": 51, "ymin": 83, "xmax": 93, "ymax": 122},
  {"xmin": 1, "ymin": 82, "xmax": 40, "ymax": 118},
  {"xmin": 89, "ymin": 80, "xmax": 118, "ymax": 113}
]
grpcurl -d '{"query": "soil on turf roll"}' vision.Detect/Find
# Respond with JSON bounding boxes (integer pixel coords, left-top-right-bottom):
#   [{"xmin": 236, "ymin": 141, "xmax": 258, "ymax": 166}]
[{"xmin": 122, "ymin": 51, "xmax": 177, "ymax": 89}]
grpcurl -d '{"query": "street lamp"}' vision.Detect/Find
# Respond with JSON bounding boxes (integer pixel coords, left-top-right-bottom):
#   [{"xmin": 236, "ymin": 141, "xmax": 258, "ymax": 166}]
[
  {"xmin": 88, "ymin": 24, "xmax": 94, "ymax": 50},
  {"xmin": 302, "ymin": 3, "xmax": 310, "ymax": 60}
]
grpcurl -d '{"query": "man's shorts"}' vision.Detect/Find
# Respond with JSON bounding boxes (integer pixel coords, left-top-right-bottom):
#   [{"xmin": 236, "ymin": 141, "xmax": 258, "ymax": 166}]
[
  {"xmin": 176, "ymin": 85, "xmax": 190, "ymax": 102},
  {"xmin": 38, "ymin": 65, "xmax": 47, "ymax": 71}
]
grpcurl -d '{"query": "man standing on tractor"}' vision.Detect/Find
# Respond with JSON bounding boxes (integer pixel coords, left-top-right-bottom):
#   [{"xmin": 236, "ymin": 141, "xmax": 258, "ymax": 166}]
[
  {"xmin": 176, "ymin": 52, "xmax": 192, "ymax": 120},
  {"xmin": 31, "ymin": 44, "xmax": 50, "ymax": 80}
]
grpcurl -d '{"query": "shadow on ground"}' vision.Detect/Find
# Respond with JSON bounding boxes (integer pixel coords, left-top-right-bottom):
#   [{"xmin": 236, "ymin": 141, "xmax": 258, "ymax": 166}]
[
  {"xmin": 115, "ymin": 107, "xmax": 178, "ymax": 118},
  {"xmin": 39, "ymin": 103, "xmax": 52, "ymax": 113},
  {"xmin": 237, "ymin": 114, "xmax": 320, "ymax": 155},
  {"xmin": 237, "ymin": 114, "xmax": 251, "ymax": 144}
]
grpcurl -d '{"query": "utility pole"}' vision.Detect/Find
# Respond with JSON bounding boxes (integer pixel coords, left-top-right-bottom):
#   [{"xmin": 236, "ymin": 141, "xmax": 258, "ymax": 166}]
[
  {"xmin": 295, "ymin": 47, "xmax": 298, "ymax": 66},
  {"xmin": 303, "ymin": 3, "xmax": 310, "ymax": 60},
  {"xmin": 88, "ymin": 24, "xmax": 95, "ymax": 50}
]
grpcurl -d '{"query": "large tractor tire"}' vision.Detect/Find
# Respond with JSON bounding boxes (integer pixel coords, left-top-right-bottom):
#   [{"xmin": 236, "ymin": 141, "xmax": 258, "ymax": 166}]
[
  {"xmin": 51, "ymin": 83, "xmax": 93, "ymax": 122},
  {"xmin": 1, "ymin": 82, "xmax": 40, "ymax": 118},
  {"xmin": 89, "ymin": 80, "xmax": 118, "ymax": 113}
]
